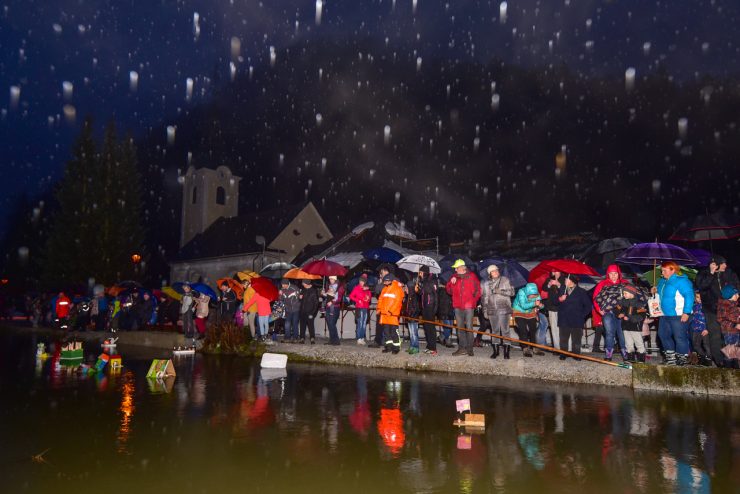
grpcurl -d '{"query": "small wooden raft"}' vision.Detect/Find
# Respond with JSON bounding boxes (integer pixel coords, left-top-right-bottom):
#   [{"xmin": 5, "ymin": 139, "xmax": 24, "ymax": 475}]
[{"xmin": 453, "ymin": 413, "xmax": 485, "ymax": 428}]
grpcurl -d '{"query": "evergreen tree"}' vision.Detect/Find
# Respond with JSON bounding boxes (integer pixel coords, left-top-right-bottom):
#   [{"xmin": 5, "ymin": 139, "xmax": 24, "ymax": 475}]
[
  {"xmin": 43, "ymin": 119, "xmax": 145, "ymax": 286},
  {"xmin": 43, "ymin": 118, "xmax": 98, "ymax": 286}
]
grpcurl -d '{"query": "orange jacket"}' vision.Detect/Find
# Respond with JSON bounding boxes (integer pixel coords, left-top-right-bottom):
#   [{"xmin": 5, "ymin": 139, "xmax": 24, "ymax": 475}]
[{"xmin": 377, "ymin": 281, "xmax": 405, "ymax": 326}]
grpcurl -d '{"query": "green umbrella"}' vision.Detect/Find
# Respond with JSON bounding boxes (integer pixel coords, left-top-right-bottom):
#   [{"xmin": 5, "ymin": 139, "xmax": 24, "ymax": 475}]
[{"xmin": 640, "ymin": 266, "xmax": 697, "ymax": 286}]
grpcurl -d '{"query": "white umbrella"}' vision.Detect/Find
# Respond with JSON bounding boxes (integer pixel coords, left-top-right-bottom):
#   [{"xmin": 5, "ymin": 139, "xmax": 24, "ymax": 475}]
[{"xmin": 396, "ymin": 254, "xmax": 441, "ymax": 274}]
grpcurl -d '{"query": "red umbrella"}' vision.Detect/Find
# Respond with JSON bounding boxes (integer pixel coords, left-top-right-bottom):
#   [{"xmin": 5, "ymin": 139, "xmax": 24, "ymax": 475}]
[
  {"xmin": 250, "ymin": 277, "xmax": 279, "ymax": 301},
  {"xmin": 302, "ymin": 259, "xmax": 348, "ymax": 277},
  {"xmin": 528, "ymin": 259, "xmax": 600, "ymax": 289}
]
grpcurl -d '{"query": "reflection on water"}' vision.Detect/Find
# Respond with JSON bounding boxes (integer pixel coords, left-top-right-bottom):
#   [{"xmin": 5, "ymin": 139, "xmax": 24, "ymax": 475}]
[{"xmin": 0, "ymin": 332, "xmax": 738, "ymax": 493}]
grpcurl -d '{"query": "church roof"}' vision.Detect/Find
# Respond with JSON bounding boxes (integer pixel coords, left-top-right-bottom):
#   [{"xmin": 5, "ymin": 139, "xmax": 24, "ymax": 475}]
[{"xmin": 174, "ymin": 203, "xmax": 307, "ymax": 261}]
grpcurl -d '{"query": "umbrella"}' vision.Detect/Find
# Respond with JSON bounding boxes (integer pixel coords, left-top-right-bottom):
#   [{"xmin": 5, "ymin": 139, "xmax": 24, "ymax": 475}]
[
  {"xmin": 236, "ymin": 270, "xmax": 260, "ymax": 282},
  {"xmin": 528, "ymin": 259, "xmax": 601, "ymax": 289},
  {"xmin": 260, "ymin": 262, "xmax": 297, "ymax": 279},
  {"xmin": 190, "ymin": 283, "xmax": 217, "ymax": 300},
  {"xmin": 686, "ymin": 248, "xmax": 711, "ymax": 267},
  {"xmin": 595, "ymin": 284, "xmax": 647, "ymax": 313},
  {"xmin": 580, "ymin": 237, "xmax": 639, "ymax": 269},
  {"xmin": 439, "ymin": 254, "xmax": 478, "ymax": 274},
  {"xmin": 478, "ymin": 258, "xmax": 529, "ymax": 289},
  {"xmin": 616, "ymin": 242, "xmax": 700, "ymax": 266},
  {"xmin": 283, "ymin": 268, "xmax": 322, "ymax": 280},
  {"xmin": 216, "ymin": 278, "xmax": 244, "ymax": 297},
  {"xmin": 669, "ymin": 211, "xmax": 740, "ymax": 242},
  {"xmin": 161, "ymin": 286, "xmax": 182, "ymax": 301},
  {"xmin": 362, "ymin": 247, "xmax": 403, "ymax": 263},
  {"xmin": 345, "ymin": 272, "xmax": 379, "ymax": 294},
  {"xmin": 396, "ymin": 254, "xmax": 442, "ymax": 274},
  {"xmin": 302, "ymin": 259, "xmax": 348, "ymax": 277},
  {"xmin": 640, "ymin": 266, "xmax": 698, "ymax": 286},
  {"xmin": 250, "ymin": 277, "xmax": 279, "ymax": 301}
]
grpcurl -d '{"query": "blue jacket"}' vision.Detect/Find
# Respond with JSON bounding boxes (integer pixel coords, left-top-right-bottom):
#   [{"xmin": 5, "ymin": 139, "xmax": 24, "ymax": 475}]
[
  {"xmin": 512, "ymin": 283, "xmax": 541, "ymax": 314},
  {"xmin": 657, "ymin": 273, "xmax": 694, "ymax": 316}
]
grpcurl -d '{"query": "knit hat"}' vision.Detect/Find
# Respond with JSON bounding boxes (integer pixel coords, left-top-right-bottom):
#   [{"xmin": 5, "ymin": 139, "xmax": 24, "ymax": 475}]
[
  {"xmin": 721, "ymin": 285, "xmax": 738, "ymax": 299},
  {"xmin": 419, "ymin": 265, "xmax": 430, "ymax": 274},
  {"xmin": 451, "ymin": 259, "xmax": 466, "ymax": 269},
  {"xmin": 486, "ymin": 264, "xmax": 500, "ymax": 274},
  {"xmin": 382, "ymin": 274, "xmax": 393, "ymax": 283},
  {"xmin": 360, "ymin": 273, "xmax": 369, "ymax": 280},
  {"xmin": 622, "ymin": 284, "xmax": 640, "ymax": 297}
]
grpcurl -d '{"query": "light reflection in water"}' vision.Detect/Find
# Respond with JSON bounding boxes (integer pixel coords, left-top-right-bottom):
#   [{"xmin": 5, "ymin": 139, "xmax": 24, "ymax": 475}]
[{"xmin": 117, "ymin": 371, "xmax": 135, "ymax": 454}]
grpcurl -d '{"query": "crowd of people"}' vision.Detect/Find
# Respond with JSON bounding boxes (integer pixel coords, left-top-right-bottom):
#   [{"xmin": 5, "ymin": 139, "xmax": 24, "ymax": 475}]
[{"xmin": 7, "ymin": 255, "xmax": 739, "ymax": 368}]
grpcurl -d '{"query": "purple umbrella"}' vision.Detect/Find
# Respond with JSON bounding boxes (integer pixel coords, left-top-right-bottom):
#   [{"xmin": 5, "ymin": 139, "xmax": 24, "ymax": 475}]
[
  {"xmin": 616, "ymin": 242, "xmax": 700, "ymax": 267},
  {"xmin": 687, "ymin": 248, "xmax": 712, "ymax": 267}
]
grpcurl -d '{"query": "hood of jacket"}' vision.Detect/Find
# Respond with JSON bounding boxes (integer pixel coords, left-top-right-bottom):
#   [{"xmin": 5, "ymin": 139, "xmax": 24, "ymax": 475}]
[
  {"xmin": 524, "ymin": 283, "xmax": 539, "ymax": 297},
  {"xmin": 605, "ymin": 264, "xmax": 624, "ymax": 284}
]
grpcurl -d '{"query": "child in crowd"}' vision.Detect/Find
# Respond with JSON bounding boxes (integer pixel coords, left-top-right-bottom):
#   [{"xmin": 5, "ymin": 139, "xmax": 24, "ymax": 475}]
[
  {"xmin": 689, "ymin": 292, "xmax": 712, "ymax": 366},
  {"xmin": 615, "ymin": 284, "xmax": 648, "ymax": 362}
]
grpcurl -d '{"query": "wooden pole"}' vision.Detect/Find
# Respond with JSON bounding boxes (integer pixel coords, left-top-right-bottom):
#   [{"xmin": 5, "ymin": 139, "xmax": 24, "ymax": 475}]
[{"xmin": 404, "ymin": 316, "xmax": 631, "ymax": 369}]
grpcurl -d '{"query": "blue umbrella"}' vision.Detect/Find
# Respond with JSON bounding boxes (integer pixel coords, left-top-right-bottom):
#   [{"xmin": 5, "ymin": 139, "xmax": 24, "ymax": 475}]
[
  {"xmin": 362, "ymin": 247, "xmax": 403, "ymax": 263},
  {"xmin": 190, "ymin": 283, "xmax": 218, "ymax": 300},
  {"xmin": 478, "ymin": 258, "xmax": 529, "ymax": 289},
  {"xmin": 345, "ymin": 273, "xmax": 379, "ymax": 296},
  {"xmin": 172, "ymin": 282, "xmax": 217, "ymax": 300}
]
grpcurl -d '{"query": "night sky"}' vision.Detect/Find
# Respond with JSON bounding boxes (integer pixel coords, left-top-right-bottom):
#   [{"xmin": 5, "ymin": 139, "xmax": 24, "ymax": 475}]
[{"xmin": 2, "ymin": 0, "xmax": 739, "ymax": 235}]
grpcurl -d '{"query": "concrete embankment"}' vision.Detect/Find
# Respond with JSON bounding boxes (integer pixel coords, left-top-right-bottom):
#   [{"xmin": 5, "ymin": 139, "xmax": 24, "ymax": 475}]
[
  {"xmin": 4, "ymin": 325, "xmax": 738, "ymax": 396},
  {"xmin": 1, "ymin": 324, "xmax": 189, "ymax": 351}
]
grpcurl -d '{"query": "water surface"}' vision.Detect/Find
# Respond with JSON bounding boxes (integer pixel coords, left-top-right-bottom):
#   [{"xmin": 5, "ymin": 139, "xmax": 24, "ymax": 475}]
[{"xmin": 0, "ymin": 331, "xmax": 738, "ymax": 493}]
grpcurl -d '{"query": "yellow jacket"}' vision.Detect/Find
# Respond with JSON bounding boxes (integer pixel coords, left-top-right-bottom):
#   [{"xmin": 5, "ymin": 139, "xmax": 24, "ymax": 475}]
[
  {"xmin": 377, "ymin": 280, "xmax": 405, "ymax": 326},
  {"xmin": 242, "ymin": 286, "xmax": 258, "ymax": 313}
]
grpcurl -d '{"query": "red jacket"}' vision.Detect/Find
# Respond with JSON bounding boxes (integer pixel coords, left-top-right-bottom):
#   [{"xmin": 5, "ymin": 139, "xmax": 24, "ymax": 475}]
[
  {"xmin": 446, "ymin": 271, "xmax": 481, "ymax": 310},
  {"xmin": 56, "ymin": 295, "xmax": 71, "ymax": 318},
  {"xmin": 244, "ymin": 292, "xmax": 272, "ymax": 317},
  {"xmin": 349, "ymin": 284, "xmax": 372, "ymax": 309},
  {"xmin": 591, "ymin": 264, "xmax": 628, "ymax": 326}
]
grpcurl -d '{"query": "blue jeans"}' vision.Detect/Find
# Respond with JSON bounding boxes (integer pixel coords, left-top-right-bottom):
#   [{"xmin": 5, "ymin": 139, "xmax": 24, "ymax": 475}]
[
  {"xmin": 408, "ymin": 320, "xmax": 419, "ymax": 348},
  {"xmin": 603, "ymin": 312, "xmax": 626, "ymax": 352},
  {"xmin": 355, "ymin": 309, "xmax": 368, "ymax": 340},
  {"xmin": 537, "ymin": 313, "xmax": 549, "ymax": 345},
  {"xmin": 659, "ymin": 316, "xmax": 691, "ymax": 354},
  {"xmin": 326, "ymin": 305, "xmax": 340, "ymax": 343},
  {"xmin": 257, "ymin": 315, "xmax": 270, "ymax": 338},
  {"xmin": 442, "ymin": 319, "xmax": 453, "ymax": 341},
  {"xmin": 284, "ymin": 311, "xmax": 299, "ymax": 340}
]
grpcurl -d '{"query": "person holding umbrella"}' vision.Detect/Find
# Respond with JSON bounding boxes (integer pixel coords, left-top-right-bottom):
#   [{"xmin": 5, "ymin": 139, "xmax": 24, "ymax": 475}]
[
  {"xmin": 321, "ymin": 275, "xmax": 343, "ymax": 345},
  {"xmin": 512, "ymin": 283, "xmax": 542, "ymax": 357},
  {"xmin": 417, "ymin": 266, "xmax": 438, "ymax": 355},
  {"xmin": 481, "ymin": 264, "xmax": 515, "ymax": 359},
  {"xmin": 556, "ymin": 275, "xmax": 592, "ymax": 360},
  {"xmin": 217, "ymin": 281, "xmax": 238, "ymax": 324},
  {"xmin": 593, "ymin": 265, "xmax": 630, "ymax": 361},
  {"xmin": 652, "ymin": 261, "xmax": 695, "ymax": 366},
  {"xmin": 299, "ymin": 279, "xmax": 320, "ymax": 344},
  {"xmin": 446, "ymin": 259, "xmax": 481, "ymax": 356},
  {"xmin": 349, "ymin": 274, "xmax": 372, "ymax": 345},
  {"xmin": 377, "ymin": 273, "xmax": 405, "ymax": 354},
  {"xmin": 180, "ymin": 284, "xmax": 195, "ymax": 338},
  {"xmin": 243, "ymin": 285, "xmax": 274, "ymax": 343},
  {"xmin": 369, "ymin": 263, "xmax": 397, "ymax": 348},
  {"xmin": 279, "ymin": 279, "xmax": 301, "ymax": 343},
  {"xmin": 241, "ymin": 278, "xmax": 258, "ymax": 338}
]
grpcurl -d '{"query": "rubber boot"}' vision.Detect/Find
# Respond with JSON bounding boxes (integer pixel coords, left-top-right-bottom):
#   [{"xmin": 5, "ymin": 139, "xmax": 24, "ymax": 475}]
[
  {"xmin": 637, "ymin": 352, "xmax": 646, "ymax": 363},
  {"xmin": 605, "ymin": 349, "xmax": 613, "ymax": 361},
  {"xmin": 490, "ymin": 344, "xmax": 500, "ymax": 359},
  {"xmin": 503, "ymin": 345, "xmax": 511, "ymax": 359},
  {"xmin": 700, "ymin": 355, "xmax": 712, "ymax": 367},
  {"xmin": 643, "ymin": 336, "xmax": 652, "ymax": 355},
  {"xmin": 664, "ymin": 350, "xmax": 677, "ymax": 366},
  {"xmin": 676, "ymin": 353, "xmax": 689, "ymax": 366},
  {"xmin": 621, "ymin": 349, "xmax": 629, "ymax": 362}
]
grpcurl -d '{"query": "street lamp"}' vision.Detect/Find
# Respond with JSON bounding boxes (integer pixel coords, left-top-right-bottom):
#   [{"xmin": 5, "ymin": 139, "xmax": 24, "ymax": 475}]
[{"xmin": 255, "ymin": 236, "xmax": 266, "ymax": 270}]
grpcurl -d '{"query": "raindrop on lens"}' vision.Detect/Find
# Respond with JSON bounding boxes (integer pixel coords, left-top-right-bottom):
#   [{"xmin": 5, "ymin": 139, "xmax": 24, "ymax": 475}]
[
  {"xmin": 269, "ymin": 46, "xmax": 276, "ymax": 66},
  {"xmin": 315, "ymin": 0, "xmax": 323, "ymax": 26},
  {"xmin": 384, "ymin": 125, "xmax": 391, "ymax": 145},
  {"xmin": 62, "ymin": 81, "xmax": 73, "ymax": 100},
  {"xmin": 625, "ymin": 67, "xmax": 636, "ymax": 91},
  {"xmin": 185, "ymin": 78, "xmax": 194, "ymax": 102},
  {"xmin": 315, "ymin": 113, "xmax": 323, "ymax": 126},
  {"xmin": 651, "ymin": 179, "xmax": 661, "ymax": 195},
  {"xmin": 166, "ymin": 125, "xmax": 176, "ymax": 146},
  {"xmin": 416, "ymin": 57, "xmax": 422, "ymax": 72},
  {"xmin": 129, "ymin": 71, "xmax": 139, "ymax": 92},
  {"xmin": 230, "ymin": 37, "xmax": 241, "ymax": 59},
  {"xmin": 678, "ymin": 117, "xmax": 688, "ymax": 139},
  {"xmin": 491, "ymin": 93, "xmax": 500, "ymax": 110},
  {"xmin": 230, "ymin": 62, "xmax": 236, "ymax": 81},
  {"xmin": 499, "ymin": 1, "xmax": 508, "ymax": 24},
  {"xmin": 9, "ymin": 85, "xmax": 20, "ymax": 108},
  {"xmin": 63, "ymin": 104, "xmax": 76, "ymax": 124}
]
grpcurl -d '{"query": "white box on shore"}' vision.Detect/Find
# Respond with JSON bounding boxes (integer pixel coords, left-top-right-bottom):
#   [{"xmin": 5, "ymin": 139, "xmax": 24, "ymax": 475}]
[{"xmin": 261, "ymin": 352, "xmax": 288, "ymax": 369}]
